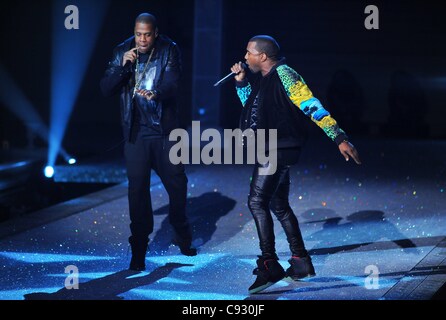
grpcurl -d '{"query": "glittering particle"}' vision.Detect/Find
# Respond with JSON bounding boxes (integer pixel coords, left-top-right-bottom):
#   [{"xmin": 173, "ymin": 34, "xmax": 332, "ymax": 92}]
[
  {"xmin": 441, "ymin": 189, "xmax": 444, "ymax": 193},
  {"xmin": 358, "ymin": 182, "xmax": 362, "ymax": 187},
  {"xmin": 321, "ymin": 201, "xmax": 327, "ymax": 206},
  {"xmin": 413, "ymin": 191, "xmax": 416, "ymax": 195},
  {"xmin": 191, "ymin": 184, "xmax": 195, "ymax": 188},
  {"xmin": 214, "ymin": 189, "xmax": 218, "ymax": 192},
  {"xmin": 93, "ymin": 221, "xmax": 97, "ymax": 224},
  {"xmin": 299, "ymin": 196, "xmax": 303, "ymax": 200}
]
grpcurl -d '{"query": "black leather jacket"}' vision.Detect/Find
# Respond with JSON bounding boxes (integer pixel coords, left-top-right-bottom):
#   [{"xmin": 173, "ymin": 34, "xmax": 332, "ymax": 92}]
[
  {"xmin": 100, "ymin": 34, "xmax": 181, "ymax": 141},
  {"xmin": 237, "ymin": 58, "xmax": 348, "ymax": 149}
]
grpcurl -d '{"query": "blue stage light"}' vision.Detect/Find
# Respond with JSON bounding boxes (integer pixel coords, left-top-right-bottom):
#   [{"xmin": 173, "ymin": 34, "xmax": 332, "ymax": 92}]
[
  {"xmin": 44, "ymin": 166, "xmax": 55, "ymax": 178},
  {"xmin": 0, "ymin": 63, "xmax": 72, "ymax": 164},
  {"xmin": 0, "ymin": 64, "xmax": 49, "ymax": 144},
  {"xmin": 48, "ymin": 0, "xmax": 109, "ymax": 169}
]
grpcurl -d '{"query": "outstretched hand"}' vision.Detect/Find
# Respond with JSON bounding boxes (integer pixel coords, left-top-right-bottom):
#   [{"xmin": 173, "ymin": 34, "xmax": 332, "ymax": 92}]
[{"xmin": 339, "ymin": 141, "xmax": 361, "ymax": 165}]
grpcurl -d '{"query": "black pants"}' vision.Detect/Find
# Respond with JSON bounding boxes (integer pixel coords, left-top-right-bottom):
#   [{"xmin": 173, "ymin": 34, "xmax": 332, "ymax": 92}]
[
  {"xmin": 124, "ymin": 135, "xmax": 192, "ymax": 244},
  {"xmin": 248, "ymin": 162, "xmax": 307, "ymax": 259}
]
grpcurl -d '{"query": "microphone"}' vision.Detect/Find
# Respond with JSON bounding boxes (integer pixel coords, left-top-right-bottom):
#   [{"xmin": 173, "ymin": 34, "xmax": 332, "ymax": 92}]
[
  {"xmin": 213, "ymin": 63, "xmax": 246, "ymax": 87},
  {"xmin": 123, "ymin": 48, "xmax": 139, "ymax": 70}
]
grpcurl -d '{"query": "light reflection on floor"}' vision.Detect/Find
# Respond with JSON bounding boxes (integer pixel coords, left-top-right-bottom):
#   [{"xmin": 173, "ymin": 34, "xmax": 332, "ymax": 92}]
[{"xmin": 0, "ymin": 138, "xmax": 445, "ymax": 300}]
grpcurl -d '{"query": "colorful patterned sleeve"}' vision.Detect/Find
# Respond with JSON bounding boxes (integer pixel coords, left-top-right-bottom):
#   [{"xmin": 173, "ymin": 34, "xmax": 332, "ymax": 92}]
[
  {"xmin": 235, "ymin": 81, "xmax": 252, "ymax": 107},
  {"xmin": 277, "ymin": 65, "xmax": 347, "ymax": 143}
]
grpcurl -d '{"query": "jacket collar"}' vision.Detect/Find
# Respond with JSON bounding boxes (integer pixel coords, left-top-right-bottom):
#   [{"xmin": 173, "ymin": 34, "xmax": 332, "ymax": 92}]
[{"xmin": 263, "ymin": 57, "xmax": 286, "ymax": 77}]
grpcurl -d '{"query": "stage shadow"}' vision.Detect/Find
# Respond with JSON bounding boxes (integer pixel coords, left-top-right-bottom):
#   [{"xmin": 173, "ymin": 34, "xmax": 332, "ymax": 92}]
[
  {"xmin": 23, "ymin": 262, "xmax": 192, "ymax": 300},
  {"xmin": 301, "ymin": 209, "xmax": 421, "ymax": 256},
  {"xmin": 247, "ymin": 264, "xmax": 446, "ymax": 299},
  {"xmin": 150, "ymin": 192, "xmax": 236, "ymax": 254}
]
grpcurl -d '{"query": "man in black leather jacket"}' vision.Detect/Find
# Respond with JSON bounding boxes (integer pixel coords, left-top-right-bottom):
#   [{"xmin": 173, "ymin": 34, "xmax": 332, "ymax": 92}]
[
  {"xmin": 100, "ymin": 13, "xmax": 196, "ymax": 271},
  {"xmin": 231, "ymin": 35, "xmax": 361, "ymax": 293}
]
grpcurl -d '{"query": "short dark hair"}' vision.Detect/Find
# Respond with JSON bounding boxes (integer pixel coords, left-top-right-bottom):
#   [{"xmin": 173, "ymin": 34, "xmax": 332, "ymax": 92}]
[
  {"xmin": 135, "ymin": 13, "xmax": 158, "ymax": 29},
  {"xmin": 249, "ymin": 35, "xmax": 281, "ymax": 61}
]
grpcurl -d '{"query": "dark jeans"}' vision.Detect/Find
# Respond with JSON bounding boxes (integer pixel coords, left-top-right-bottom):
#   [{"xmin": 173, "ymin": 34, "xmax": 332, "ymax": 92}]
[
  {"xmin": 248, "ymin": 162, "xmax": 307, "ymax": 259},
  {"xmin": 124, "ymin": 135, "xmax": 192, "ymax": 244}
]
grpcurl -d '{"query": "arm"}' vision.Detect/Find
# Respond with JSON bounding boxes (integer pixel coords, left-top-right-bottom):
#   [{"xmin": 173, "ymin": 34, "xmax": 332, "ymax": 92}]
[
  {"xmin": 100, "ymin": 46, "xmax": 133, "ymax": 97},
  {"xmin": 153, "ymin": 43, "xmax": 181, "ymax": 101},
  {"xmin": 231, "ymin": 62, "xmax": 251, "ymax": 106},
  {"xmin": 236, "ymin": 81, "xmax": 252, "ymax": 107},
  {"xmin": 277, "ymin": 65, "xmax": 361, "ymax": 164}
]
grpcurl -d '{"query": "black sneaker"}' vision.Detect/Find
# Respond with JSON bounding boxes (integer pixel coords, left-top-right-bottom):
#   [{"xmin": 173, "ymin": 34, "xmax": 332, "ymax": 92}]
[
  {"xmin": 248, "ymin": 257, "xmax": 285, "ymax": 294},
  {"xmin": 179, "ymin": 245, "xmax": 197, "ymax": 256},
  {"xmin": 129, "ymin": 256, "xmax": 146, "ymax": 271},
  {"xmin": 172, "ymin": 239, "xmax": 197, "ymax": 256},
  {"xmin": 285, "ymin": 255, "xmax": 316, "ymax": 280},
  {"xmin": 128, "ymin": 236, "xmax": 149, "ymax": 271}
]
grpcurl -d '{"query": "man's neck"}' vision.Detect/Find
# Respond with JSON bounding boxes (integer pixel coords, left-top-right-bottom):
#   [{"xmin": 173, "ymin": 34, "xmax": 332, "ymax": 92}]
[{"xmin": 261, "ymin": 60, "xmax": 279, "ymax": 76}]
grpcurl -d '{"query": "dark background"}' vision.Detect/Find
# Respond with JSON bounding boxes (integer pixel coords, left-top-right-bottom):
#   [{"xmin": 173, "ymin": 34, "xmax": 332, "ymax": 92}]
[
  {"xmin": 1, "ymin": 0, "xmax": 445, "ymax": 157},
  {"xmin": 0, "ymin": 0, "xmax": 445, "ymax": 218},
  {"xmin": 0, "ymin": 0, "xmax": 195, "ymax": 157}
]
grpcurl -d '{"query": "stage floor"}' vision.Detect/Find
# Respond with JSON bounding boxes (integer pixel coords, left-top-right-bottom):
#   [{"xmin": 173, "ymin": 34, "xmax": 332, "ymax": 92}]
[{"xmin": 0, "ymin": 137, "xmax": 445, "ymax": 301}]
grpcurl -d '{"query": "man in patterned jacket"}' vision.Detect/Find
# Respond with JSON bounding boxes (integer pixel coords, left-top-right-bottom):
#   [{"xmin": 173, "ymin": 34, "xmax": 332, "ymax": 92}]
[{"xmin": 230, "ymin": 35, "xmax": 361, "ymax": 294}]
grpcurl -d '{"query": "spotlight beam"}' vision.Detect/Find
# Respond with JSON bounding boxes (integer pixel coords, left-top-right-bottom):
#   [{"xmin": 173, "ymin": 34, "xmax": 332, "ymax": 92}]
[
  {"xmin": 0, "ymin": 63, "xmax": 69, "ymax": 157},
  {"xmin": 0, "ymin": 64, "xmax": 49, "ymax": 143},
  {"xmin": 48, "ymin": 0, "xmax": 109, "ymax": 168}
]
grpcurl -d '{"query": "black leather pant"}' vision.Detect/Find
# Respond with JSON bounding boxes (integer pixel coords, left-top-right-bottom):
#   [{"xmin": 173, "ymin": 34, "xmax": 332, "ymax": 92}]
[
  {"xmin": 125, "ymin": 135, "xmax": 192, "ymax": 244},
  {"xmin": 248, "ymin": 163, "xmax": 307, "ymax": 259}
]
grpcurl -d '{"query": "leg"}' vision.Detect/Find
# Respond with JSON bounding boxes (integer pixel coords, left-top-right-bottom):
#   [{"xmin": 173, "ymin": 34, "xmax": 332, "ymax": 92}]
[
  {"xmin": 125, "ymin": 137, "xmax": 153, "ymax": 239},
  {"xmin": 270, "ymin": 169, "xmax": 308, "ymax": 257},
  {"xmin": 124, "ymin": 137, "xmax": 152, "ymax": 270},
  {"xmin": 270, "ymin": 170, "xmax": 315, "ymax": 279},
  {"xmin": 151, "ymin": 137, "xmax": 196, "ymax": 256},
  {"xmin": 247, "ymin": 163, "xmax": 288, "ymax": 293},
  {"xmin": 248, "ymin": 163, "xmax": 288, "ymax": 259}
]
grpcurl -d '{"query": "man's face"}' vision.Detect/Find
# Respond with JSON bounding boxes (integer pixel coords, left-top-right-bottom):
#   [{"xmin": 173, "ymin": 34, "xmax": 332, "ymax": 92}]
[
  {"xmin": 134, "ymin": 22, "xmax": 157, "ymax": 53},
  {"xmin": 244, "ymin": 41, "xmax": 264, "ymax": 73}
]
